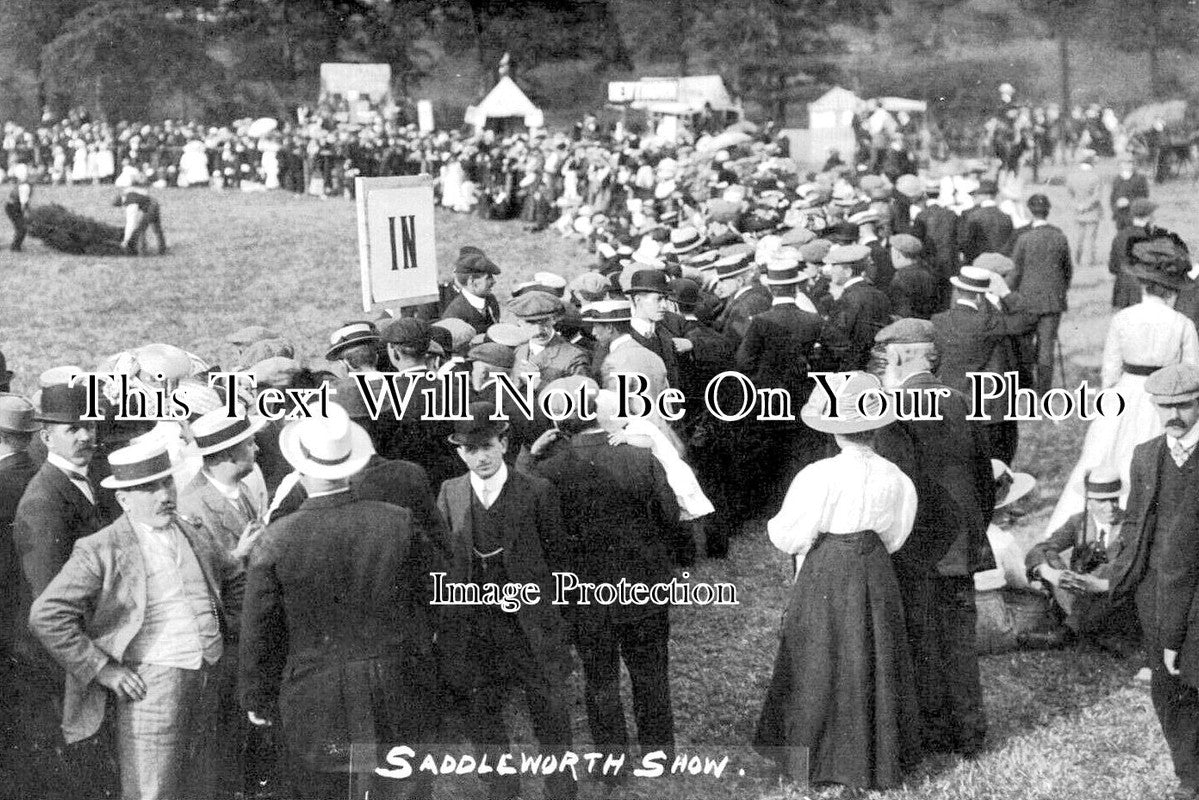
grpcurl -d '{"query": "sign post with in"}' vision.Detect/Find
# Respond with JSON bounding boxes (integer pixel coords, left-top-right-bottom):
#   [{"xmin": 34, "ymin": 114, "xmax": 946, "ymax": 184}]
[{"xmin": 355, "ymin": 175, "xmax": 439, "ymax": 312}]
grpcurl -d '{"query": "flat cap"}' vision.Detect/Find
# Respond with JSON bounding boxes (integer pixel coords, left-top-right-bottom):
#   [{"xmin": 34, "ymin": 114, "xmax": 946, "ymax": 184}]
[
  {"xmin": 380, "ymin": 317, "xmax": 431, "ymax": 349},
  {"xmin": 486, "ymin": 322, "xmax": 532, "ymax": 347},
  {"xmin": 508, "ymin": 290, "xmax": 563, "ymax": 321},
  {"xmin": 1147, "ymin": 364, "xmax": 1199, "ymax": 405},
  {"xmin": 569, "ymin": 271, "xmax": 611, "ymax": 299},
  {"xmin": 779, "ymin": 227, "xmax": 817, "ymax": 247},
  {"xmin": 1130, "ymin": 198, "xmax": 1158, "ymax": 218},
  {"xmin": 799, "ymin": 239, "xmax": 833, "ymax": 264},
  {"xmin": 973, "ymin": 252, "xmax": 1015, "ymax": 276},
  {"xmin": 825, "ymin": 244, "xmax": 872, "ymax": 266},
  {"xmin": 431, "ymin": 317, "xmax": 477, "ymax": 351},
  {"xmin": 468, "ymin": 342, "xmax": 515, "ymax": 369},
  {"xmin": 453, "ymin": 251, "xmax": 501, "ymax": 276},
  {"xmin": 890, "ymin": 233, "xmax": 923, "ymax": 257},
  {"xmin": 875, "ymin": 318, "xmax": 935, "ymax": 344},
  {"xmin": 249, "ymin": 357, "xmax": 301, "ymax": 389}
]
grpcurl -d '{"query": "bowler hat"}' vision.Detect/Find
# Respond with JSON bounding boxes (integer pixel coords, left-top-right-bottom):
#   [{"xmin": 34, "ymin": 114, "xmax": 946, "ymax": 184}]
[
  {"xmin": 1027, "ymin": 194, "xmax": 1052, "ymax": 214},
  {"xmin": 670, "ymin": 278, "xmax": 703, "ymax": 310},
  {"xmin": 35, "ymin": 383, "xmax": 92, "ymax": 424},
  {"xmin": 625, "ymin": 270, "xmax": 671, "ymax": 295},
  {"xmin": 448, "ymin": 401, "xmax": 509, "ymax": 447}
]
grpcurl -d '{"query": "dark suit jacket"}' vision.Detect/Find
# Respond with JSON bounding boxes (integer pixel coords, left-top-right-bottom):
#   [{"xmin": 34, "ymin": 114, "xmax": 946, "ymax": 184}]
[
  {"xmin": 1009, "ymin": 222, "xmax": 1073, "ymax": 314},
  {"xmin": 958, "ymin": 205, "xmax": 1014, "ymax": 263},
  {"xmin": 888, "ymin": 263, "xmax": 941, "ymax": 320},
  {"xmin": 714, "ymin": 284, "xmax": 771, "ymax": 350},
  {"xmin": 512, "ymin": 334, "xmax": 590, "ymax": 388},
  {"xmin": 912, "ymin": 204, "xmax": 960, "ymax": 293},
  {"xmin": 532, "ymin": 432, "xmax": 678, "ymax": 623},
  {"xmin": 1110, "ymin": 173, "xmax": 1150, "ymax": 226},
  {"xmin": 931, "ymin": 295, "xmax": 1039, "ymax": 423},
  {"xmin": 12, "ymin": 462, "xmax": 114, "ymax": 670},
  {"xmin": 1109, "ymin": 437, "xmax": 1199, "ymax": 687},
  {"xmin": 240, "ymin": 492, "xmax": 436, "ymax": 769},
  {"xmin": 866, "ymin": 238, "xmax": 895, "ymax": 291},
  {"xmin": 441, "ymin": 292, "xmax": 500, "ymax": 334},
  {"xmin": 630, "ymin": 323, "xmax": 683, "ymax": 390},
  {"xmin": 830, "ymin": 279, "xmax": 892, "ymax": 370},
  {"xmin": 435, "ymin": 469, "xmax": 570, "ymax": 693},
  {"xmin": 1109, "ymin": 223, "xmax": 1150, "ymax": 309},
  {"xmin": 735, "ymin": 301, "xmax": 850, "ymax": 399},
  {"xmin": 1027, "ymin": 511, "xmax": 1121, "ymax": 574},
  {"xmin": 0, "ymin": 451, "xmax": 36, "ymax": 655},
  {"xmin": 874, "ymin": 372, "xmax": 994, "ymax": 577},
  {"xmin": 30, "ymin": 515, "xmax": 242, "ymax": 743},
  {"xmin": 370, "ymin": 371, "xmax": 459, "ymax": 489}
]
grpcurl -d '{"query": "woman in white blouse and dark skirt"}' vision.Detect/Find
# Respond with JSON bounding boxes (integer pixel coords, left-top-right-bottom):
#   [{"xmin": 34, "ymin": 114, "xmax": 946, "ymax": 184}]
[{"xmin": 754, "ymin": 371, "xmax": 922, "ymax": 791}]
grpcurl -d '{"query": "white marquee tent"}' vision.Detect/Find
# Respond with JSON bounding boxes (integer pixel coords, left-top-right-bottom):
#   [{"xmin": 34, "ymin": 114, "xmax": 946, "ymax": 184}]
[{"xmin": 464, "ymin": 77, "xmax": 544, "ymax": 131}]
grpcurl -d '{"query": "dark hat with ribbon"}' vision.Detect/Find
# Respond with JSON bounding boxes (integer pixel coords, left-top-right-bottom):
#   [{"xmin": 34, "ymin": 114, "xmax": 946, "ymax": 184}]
[
  {"xmin": 626, "ymin": 270, "xmax": 671, "ymax": 295},
  {"xmin": 448, "ymin": 401, "xmax": 510, "ymax": 447},
  {"xmin": 35, "ymin": 382, "xmax": 92, "ymax": 425},
  {"xmin": 1126, "ymin": 230, "xmax": 1193, "ymax": 291}
]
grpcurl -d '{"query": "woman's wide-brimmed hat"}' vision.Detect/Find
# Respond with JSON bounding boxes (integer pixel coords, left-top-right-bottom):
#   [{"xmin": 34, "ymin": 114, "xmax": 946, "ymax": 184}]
[
  {"xmin": 1125, "ymin": 229, "xmax": 1193, "ymax": 291},
  {"xmin": 800, "ymin": 371, "xmax": 896, "ymax": 434},
  {"xmin": 992, "ymin": 459, "xmax": 1036, "ymax": 509}
]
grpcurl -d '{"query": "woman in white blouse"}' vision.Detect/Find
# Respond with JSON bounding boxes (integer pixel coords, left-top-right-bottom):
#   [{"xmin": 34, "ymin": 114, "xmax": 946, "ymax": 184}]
[
  {"xmin": 754, "ymin": 372, "xmax": 921, "ymax": 791},
  {"xmin": 1045, "ymin": 235, "xmax": 1199, "ymax": 534}
]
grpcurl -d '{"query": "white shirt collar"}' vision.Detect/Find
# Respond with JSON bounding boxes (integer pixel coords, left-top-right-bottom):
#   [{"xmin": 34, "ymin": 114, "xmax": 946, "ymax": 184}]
[
  {"xmin": 469, "ymin": 461, "xmax": 509, "ymax": 502},
  {"xmin": 460, "ymin": 288, "xmax": 486, "ymax": 311},
  {"xmin": 956, "ymin": 298, "xmax": 979, "ymax": 310},
  {"xmin": 1031, "ymin": 219, "xmax": 1049, "ymax": 227},
  {"xmin": 732, "ymin": 285, "xmax": 752, "ymax": 300},
  {"xmin": 630, "ymin": 317, "xmax": 655, "ymax": 337},
  {"xmin": 843, "ymin": 276, "xmax": 865, "ymax": 290},
  {"xmin": 610, "ymin": 333, "xmax": 634, "ymax": 351},
  {"xmin": 772, "ymin": 297, "xmax": 797, "ymax": 306},
  {"xmin": 48, "ymin": 452, "xmax": 89, "ymax": 480},
  {"xmin": 308, "ymin": 487, "xmax": 351, "ymax": 499},
  {"xmin": 1169, "ymin": 419, "xmax": 1199, "ymax": 451},
  {"xmin": 203, "ymin": 470, "xmax": 242, "ymax": 503}
]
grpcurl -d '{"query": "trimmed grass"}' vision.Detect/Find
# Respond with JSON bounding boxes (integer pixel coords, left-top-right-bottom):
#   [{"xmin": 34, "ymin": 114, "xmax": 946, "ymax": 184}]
[{"xmin": 2, "ymin": 165, "xmax": 1189, "ymax": 798}]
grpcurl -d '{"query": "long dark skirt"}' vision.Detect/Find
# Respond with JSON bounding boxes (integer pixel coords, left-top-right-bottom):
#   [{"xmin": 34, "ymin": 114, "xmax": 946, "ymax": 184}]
[{"xmin": 754, "ymin": 530, "xmax": 921, "ymax": 790}]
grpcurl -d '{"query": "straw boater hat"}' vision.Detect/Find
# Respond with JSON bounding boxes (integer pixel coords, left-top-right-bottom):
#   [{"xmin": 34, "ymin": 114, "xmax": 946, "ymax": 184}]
[
  {"xmin": 325, "ymin": 321, "xmax": 379, "ymax": 361},
  {"xmin": 667, "ymin": 227, "xmax": 706, "ymax": 255},
  {"xmin": 800, "ymin": 371, "xmax": 896, "ymax": 434},
  {"xmin": 278, "ymin": 403, "xmax": 374, "ymax": 480},
  {"xmin": 992, "ymin": 460, "xmax": 1036, "ymax": 509},
  {"xmin": 100, "ymin": 439, "xmax": 180, "ymax": 489},
  {"xmin": 190, "ymin": 405, "xmax": 268, "ymax": 457},
  {"xmin": 579, "ymin": 299, "xmax": 632, "ymax": 324},
  {"xmin": 949, "ymin": 265, "xmax": 995, "ymax": 294},
  {"xmin": 764, "ymin": 249, "xmax": 805, "ymax": 285},
  {"xmin": 1084, "ymin": 465, "xmax": 1121, "ymax": 500}
]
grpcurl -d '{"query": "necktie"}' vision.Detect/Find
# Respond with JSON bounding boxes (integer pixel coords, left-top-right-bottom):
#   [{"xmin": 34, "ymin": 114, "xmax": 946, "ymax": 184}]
[
  {"xmin": 236, "ymin": 484, "xmax": 258, "ymax": 524},
  {"xmin": 70, "ymin": 472, "xmax": 95, "ymax": 504},
  {"xmin": 1171, "ymin": 439, "xmax": 1195, "ymax": 468}
]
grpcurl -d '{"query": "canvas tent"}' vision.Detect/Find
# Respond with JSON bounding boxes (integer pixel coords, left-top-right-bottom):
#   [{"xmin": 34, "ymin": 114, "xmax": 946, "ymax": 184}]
[{"xmin": 465, "ymin": 77, "xmax": 544, "ymax": 131}]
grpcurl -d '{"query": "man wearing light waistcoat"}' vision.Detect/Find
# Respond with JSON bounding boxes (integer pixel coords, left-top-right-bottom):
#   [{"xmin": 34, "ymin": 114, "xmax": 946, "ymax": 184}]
[{"xmin": 29, "ymin": 439, "xmax": 243, "ymax": 800}]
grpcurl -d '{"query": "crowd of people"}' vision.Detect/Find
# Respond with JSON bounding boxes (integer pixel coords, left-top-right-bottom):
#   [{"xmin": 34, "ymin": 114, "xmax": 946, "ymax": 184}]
[{"xmin": 5, "ymin": 81, "xmax": 1199, "ymax": 800}]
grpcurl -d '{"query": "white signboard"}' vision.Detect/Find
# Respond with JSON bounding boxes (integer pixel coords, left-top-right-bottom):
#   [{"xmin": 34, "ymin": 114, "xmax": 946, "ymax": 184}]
[
  {"xmin": 417, "ymin": 99, "xmax": 435, "ymax": 133},
  {"xmin": 608, "ymin": 80, "xmax": 679, "ymax": 104},
  {"xmin": 355, "ymin": 176, "xmax": 439, "ymax": 312}
]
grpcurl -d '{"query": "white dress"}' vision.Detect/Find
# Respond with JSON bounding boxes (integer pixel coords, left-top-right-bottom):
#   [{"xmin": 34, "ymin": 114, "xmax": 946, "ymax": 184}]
[{"xmin": 1045, "ymin": 294, "xmax": 1199, "ymax": 533}]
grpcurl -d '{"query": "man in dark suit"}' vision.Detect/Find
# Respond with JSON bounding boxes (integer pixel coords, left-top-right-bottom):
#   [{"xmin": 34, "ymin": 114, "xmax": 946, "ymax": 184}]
[
  {"xmin": 1008, "ymin": 193, "xmax": 1073, "ymax": 394},
  {"xmin": 526, "ymin": 380, "xmax": 679, "ymax": 775},
  {"xmin": 626, "ymin": 269, "xmax": 686, "ymax": 389},
  {"xmin": 1110, "ymin": 365, "xmax": 1199, "ymax": 799},
  {"xmin": 440, "ymin": 248, "xmax": 502, "ymax": 334},
  {"xmin": 873, "ymin": 318, "xmax": 995, "ymax": 757},
  {"xmin": 932, "ymin": 266, "xmax": 1039, "ymax": 465},
  {"xmin": 436, "ymin": 402, "xmax": 576, "ymax": 800},
  {"xmin": 912, "ymin": 188, "xmax": 960, "ymax": 310},
  {"xmin": 240, "ymin": 406, "xmax": 438, "ymax": 800},
  {"xmin": 958, "ymin": 180, "xmax": 1013, "ymax": 264},
  {"xmin": 1109, "ymin": 199, "xmax": 1158, "ymax": 309},
  {"xmin": 1111, "ymin": 157, "xmax": 1151, "ymax": 231},
  {"xmin": 827, "ymin": 243, "xmax": 892, "ymax": 370},
  {"xmin": 711, "ymin": 253, "xmax": 771, "ymax": 350},
  {"xmin": 888, "ymin": 233, "xmax": 941, "ymax": 319}
]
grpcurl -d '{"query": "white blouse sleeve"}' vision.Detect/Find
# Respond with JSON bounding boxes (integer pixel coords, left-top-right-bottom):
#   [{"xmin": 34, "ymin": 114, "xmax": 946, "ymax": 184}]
[
  {"xmin": 879, "ymin": 464, "xmax": 918, "ymax": 553},
  {"xmin": 1099, "ymin": 316, "xmax": 1122, "ymax": 388},
  {"xmin": 1180, "ymin": 315, "xmax": 1199, "ymax": 367},
  {"xmin": 767, "ymin": 463, "xmax": 826, "ymax": 558}
]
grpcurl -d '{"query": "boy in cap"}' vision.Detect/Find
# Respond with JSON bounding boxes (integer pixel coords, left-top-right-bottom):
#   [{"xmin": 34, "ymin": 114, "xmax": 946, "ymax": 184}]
[
  {"xmin": 958, "ymin": 179, "xmax": 1013, "ymax": 265},
  {"xmin": 31, "ymin": 440, "xmax": 241, "ymax": 800},
  {"xmin": 436, "ymin": 402, "xmax": 576, "ymax": 800},
  {"xmin": 826, "ymin": 244, "xmax": 892, "ymax": 370},
  {"xmin": 888, "ymin": 233, "xmax": 939, "ymax": 319},
  {"xmin": 1008, "ymin": 193, "xmax": 1072, "ymax": 394},
  {"xmin": 1111, "ymin": 364, "xmax": 1199, "ymax": 798}
]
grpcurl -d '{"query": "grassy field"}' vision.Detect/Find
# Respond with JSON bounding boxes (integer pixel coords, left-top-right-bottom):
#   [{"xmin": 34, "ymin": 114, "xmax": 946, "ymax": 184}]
[{"xmin": 3, "ymin": 164, "xmax": 1192, "ymax": 799}]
